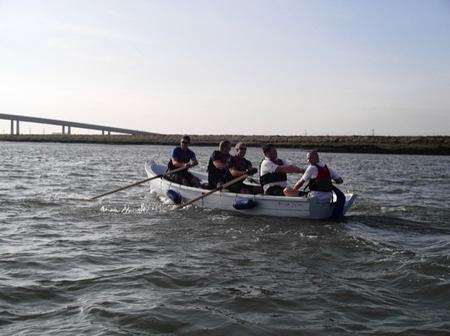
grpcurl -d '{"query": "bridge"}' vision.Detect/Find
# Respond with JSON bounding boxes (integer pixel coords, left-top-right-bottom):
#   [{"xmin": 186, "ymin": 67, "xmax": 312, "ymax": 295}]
[{"xmin": 0, "ymin": 113, "xmax": 153, "ymax": 135}]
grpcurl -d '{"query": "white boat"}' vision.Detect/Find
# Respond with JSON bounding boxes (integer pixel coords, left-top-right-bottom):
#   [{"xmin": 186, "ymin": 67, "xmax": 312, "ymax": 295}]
[{"xmin": 145, "ymin": 161, "xmax": 357, "ymax": 219}]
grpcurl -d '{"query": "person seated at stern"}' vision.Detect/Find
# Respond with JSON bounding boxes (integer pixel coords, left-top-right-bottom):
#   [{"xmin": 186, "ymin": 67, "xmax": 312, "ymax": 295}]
[
  {"xmin": 166, "ymin": 135, "xmax": 201, "ymax": 187},
  {"xmin": 260, "ymin": 144, "xmax": 305, "ymax": 196},
  {"xmin": 207, "ymin": 140, "xmax": 233, "ymax": 189},
  {"xmin": 284, "ymin": 150, "xmax": 345, "ymax": 220},
  {"xmin": 226, "ymin": 142, "xmax": 258, "ymax": 194}
]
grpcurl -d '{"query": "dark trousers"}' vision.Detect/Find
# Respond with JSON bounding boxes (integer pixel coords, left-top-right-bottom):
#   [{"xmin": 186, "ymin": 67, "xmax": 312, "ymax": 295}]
[
  {"xmin": 167, "ymin": 171, "xmax": 198, "ymax": 187},
  {"xmin": 330, "ymin": 185, "xmax": 345, "ymax": 220},
  {"xmin": 226, "ymin": 182, "xmax": 263, "ymax": 195},
  {"xmin": 265, "ymin": 185, "xmax": 285, "ymax": 196}
]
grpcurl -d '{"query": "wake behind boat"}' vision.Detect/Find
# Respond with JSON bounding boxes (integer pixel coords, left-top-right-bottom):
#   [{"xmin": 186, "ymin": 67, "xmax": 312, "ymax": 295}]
[{"xmin": 145, "ymin": 161, "xmax": 357, "ymax": 219}]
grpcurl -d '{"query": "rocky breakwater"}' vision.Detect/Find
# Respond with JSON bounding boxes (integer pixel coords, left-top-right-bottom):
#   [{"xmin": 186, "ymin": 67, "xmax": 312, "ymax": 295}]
[{"xmin": 0, "ymin": 134, "xmax": 448, "ymax": 155}]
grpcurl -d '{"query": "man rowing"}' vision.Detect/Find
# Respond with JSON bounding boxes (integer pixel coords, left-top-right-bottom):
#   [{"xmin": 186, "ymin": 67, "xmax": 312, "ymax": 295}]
[
  {"xmin": 226, "ymin": 142, "xmax": 258, "ymax": 194},
  {"xmin": 260, "ymin": 144, "xmax": 305, "ymax": 196},
  {"xmin": 284, "ymin": 150, "xmax": 345, "ymax": 220},
  {"xmin": 207, "ymin": 140, "xmax": 232, "ymax": 188},
  {"xmin": 166, "ymin": 135, "xmax": 201, "ymax": 187}
]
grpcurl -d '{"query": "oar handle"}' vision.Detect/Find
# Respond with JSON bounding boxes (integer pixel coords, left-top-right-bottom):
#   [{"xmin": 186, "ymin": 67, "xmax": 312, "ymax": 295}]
[
  {"xmin": 89, "ymin": 165, "xmax": 188, "ymax": 201},
  {"xmin": 175, "ymin": 174, "xmax": 248, "ymax": 210}
]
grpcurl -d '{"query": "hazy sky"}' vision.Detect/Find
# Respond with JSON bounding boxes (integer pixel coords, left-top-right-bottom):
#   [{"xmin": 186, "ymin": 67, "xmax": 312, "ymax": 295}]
[{"xmin": 1, "ymin": 0, "xmax": 449, "ymax": 135}]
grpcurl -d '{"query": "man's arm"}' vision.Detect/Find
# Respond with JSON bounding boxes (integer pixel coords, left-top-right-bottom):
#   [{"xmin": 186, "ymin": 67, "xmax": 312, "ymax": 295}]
[
  {"xmin": 213, "ymin": 160, "xmax": 227, "ymax": 169},
  {"xmin": 230, "ymin": 166, "xmax": 257, "ymax": 177},
  {"xmin": 276, "ymin": 165, "xmax": 305, "ymax": 174},
  {"xmin": 229, "ymin": 167, "xmax": 244, "ymax": 177},
  {"xmin": 283, "ymin": 178, "xmax": 306, "ymax": 197},
  {"xmin": 329, "ymin": 167, "xmax": 343, "ymax": 184},
  {"xmin": 171, "ymin": 150, "xmax": 198, "ymax": 169},
  {"xmin": 293, "ymin": 166, "xmax": 313, "ymax": 191},
  {"xmin": 171, "ymin": 158, "xmax": 191, "ymax": 169},
  {"xmin": 190, "ymin": 158, "xmax": 199, "ymax": 167},
  {"xmin": 292, "ymin": 179, "xmax": 305, "ymax": 192}
]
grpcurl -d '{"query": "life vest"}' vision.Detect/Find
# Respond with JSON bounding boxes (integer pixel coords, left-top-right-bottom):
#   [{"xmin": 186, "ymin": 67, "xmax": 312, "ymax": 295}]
[
  {"xmin": 308, "ymin": 164, "xmax": 333, "ymax": 192},
  {"xmin": 259, "ymin": 158, "xmax": 287, "ymax": 187}
]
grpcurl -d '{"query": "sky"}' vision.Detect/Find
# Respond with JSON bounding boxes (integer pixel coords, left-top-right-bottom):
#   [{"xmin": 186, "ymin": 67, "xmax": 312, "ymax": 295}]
[{"xmin": 0, "ymin": 0, "xmax": 449, "ymax": 135}]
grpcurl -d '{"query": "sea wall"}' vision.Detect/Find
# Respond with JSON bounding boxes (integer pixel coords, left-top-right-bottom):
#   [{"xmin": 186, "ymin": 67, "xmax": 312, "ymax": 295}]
[{"xmin": 0, "ymin": 134, "xmax": 449, "ymax": 155}]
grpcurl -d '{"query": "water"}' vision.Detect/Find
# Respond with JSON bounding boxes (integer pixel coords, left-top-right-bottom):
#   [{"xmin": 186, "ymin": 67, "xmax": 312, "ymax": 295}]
[{"xmin": 1, "ymin": 142, "xmax": 449, "ymax": 335}]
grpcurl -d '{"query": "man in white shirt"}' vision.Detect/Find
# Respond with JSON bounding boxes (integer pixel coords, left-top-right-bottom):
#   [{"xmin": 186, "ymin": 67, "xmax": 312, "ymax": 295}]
[
  {"xmin": 259, "ymin": 144, "xmax": 305, "ymax": 196},
  {"xmin": 284, "ymin": 150, "xmax": 345, "ymax": 220}
]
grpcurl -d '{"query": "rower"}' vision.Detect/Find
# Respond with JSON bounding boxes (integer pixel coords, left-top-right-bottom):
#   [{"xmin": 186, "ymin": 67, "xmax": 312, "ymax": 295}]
[
  {"xmin": 260, "ymin": 144, "xmax": 305, "ymax": 196},
  {"xmin": 166, "ymin": 135, "xmax": 201, "ymax": 187},
  {"xmin": 226, "ymin": 142, "xmax": 258, "ymax": 194},
  {"xmin": 284, "ymin": 150, "xmax": 345, "ymax": 220},
  {"xmin": 207, "ymin": 140, "xmax": 232, "ymax": 189}
]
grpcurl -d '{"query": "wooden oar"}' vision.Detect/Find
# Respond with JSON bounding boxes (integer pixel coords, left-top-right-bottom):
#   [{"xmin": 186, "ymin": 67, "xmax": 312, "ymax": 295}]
[
  {"xmin": 175, "ymin": 174, "xmax": 248, "ymax": 210},
  {"xmin": 89, "ymin": 165, "xmax": 188, "ymax": 201}
]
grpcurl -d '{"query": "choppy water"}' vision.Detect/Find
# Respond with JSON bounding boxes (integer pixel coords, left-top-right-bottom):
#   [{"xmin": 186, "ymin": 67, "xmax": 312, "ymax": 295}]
[{"xmin": 1, "ymin": 142, "xmax": 449, "ymax": 335}]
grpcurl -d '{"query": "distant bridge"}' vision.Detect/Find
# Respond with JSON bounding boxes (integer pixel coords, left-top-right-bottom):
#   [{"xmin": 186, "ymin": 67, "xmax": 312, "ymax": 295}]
[{"xmin": 0, "ymin": 113, "xmax": 153, "ymax": 135}]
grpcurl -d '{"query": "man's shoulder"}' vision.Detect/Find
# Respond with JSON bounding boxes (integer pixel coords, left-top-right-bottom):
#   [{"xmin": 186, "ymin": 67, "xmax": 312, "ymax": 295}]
[
  {"xmin": 211, "ymin": 150, "xmax": 223, "ymax": 160},
  {"xmin": 172, "ymin": 146, "xmax": 182, "ymax": 155},
  {"xmin": 261, "ymin": 157, "xmax": 284, "ymax": 166},
  {"xmin": 260, "ymin": 158, "xmax": 271, "ymax": 166},
  {"xmin": 237, "ymin": 157, "xmax": 252, "ymax": 169},
  {"xmin": 261, "ymin": 158, "xmax": 279, "ymax": 173},
  {"xmin": 306, "ymin": 164, "xmax": 318, "ymax": 171},
  {"xmin": 303, "ymin": 164, "xmax": 318, "ymax": 177}
]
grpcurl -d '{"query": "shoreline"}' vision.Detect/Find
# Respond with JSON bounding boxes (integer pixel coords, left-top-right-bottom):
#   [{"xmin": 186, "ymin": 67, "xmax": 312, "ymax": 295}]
[{"xmin": 0, "ymin": 134, "xmax": 449, "ymax": 155}]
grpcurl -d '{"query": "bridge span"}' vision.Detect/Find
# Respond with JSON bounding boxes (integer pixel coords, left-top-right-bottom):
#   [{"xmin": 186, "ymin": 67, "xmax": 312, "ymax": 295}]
[{"xmin": 0, "ymin": 114, "xmax": 153, "ymax": 135}]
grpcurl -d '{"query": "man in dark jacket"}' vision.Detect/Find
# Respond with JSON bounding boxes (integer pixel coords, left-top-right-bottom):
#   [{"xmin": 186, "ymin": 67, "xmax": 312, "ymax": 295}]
[
  {"xmin": 226, "ymin": 142, "xmax": 258, "ymax": 193},
  {"xmin": 166, "ymin": 135, "xmax": 201, "ymax": 187},
  {"xmin": 207, "ymin": 140, "xmax": 232, "ymax": 188}
]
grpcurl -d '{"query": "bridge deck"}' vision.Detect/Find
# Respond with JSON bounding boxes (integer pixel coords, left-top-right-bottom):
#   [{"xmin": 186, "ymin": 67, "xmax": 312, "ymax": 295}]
[{"xmin": 0, "ymin": 113, "xmax": 153, "ymax": 135}]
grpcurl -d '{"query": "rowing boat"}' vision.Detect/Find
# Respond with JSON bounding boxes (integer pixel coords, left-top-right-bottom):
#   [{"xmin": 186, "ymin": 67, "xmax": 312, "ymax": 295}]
[{"xmin": 145, "ymin": 160, "xmax": 357, "ymax": 219}]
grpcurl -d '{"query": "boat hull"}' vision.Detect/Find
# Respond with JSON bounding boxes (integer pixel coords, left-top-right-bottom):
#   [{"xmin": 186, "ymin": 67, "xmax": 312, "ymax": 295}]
[{"xmin": 145, "ymin": 161, "xmax": 356, "ymax": 219}]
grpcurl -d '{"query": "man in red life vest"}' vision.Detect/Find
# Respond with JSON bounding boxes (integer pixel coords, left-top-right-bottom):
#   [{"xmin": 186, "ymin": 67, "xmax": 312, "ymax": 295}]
[{"xmin": 284, "ymin": 150, "xmax": 346, "ymax": 220}]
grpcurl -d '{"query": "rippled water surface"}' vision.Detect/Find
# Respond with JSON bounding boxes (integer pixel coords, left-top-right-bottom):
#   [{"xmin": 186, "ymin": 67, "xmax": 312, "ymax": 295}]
[{"xmin": 1, "ymin": 142, "xmax": 449, "ymax": 335}]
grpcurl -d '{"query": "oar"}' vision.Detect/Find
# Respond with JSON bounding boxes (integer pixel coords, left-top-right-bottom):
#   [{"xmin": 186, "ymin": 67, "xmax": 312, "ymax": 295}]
[
  {"xmin": 175, "ymin": 174, "xmax": 248, "ymax": 210},
  {"xmin": 89, "ymin": 165, "xmax": 188, "ymax": 201}
]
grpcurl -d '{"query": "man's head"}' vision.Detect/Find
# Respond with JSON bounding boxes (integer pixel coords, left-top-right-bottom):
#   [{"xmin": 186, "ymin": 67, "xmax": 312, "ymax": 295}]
[
  {"xmin": 219, "ymin": 140, "xmax": 231, "ymax": 154},
  {"xmin": 307, "ymin": 150, "xmax": 319, "ymax": 165},
  {"xmin": 262, "ymin": 144, "xmax": 277, "ymax": 161},
  {"xmin": 235, "ymin": 142, "xmax": 247, "ymax": 158},
  {"xmin": 180, "ymin": 135, "xmax": 190, "ymax": 149}
]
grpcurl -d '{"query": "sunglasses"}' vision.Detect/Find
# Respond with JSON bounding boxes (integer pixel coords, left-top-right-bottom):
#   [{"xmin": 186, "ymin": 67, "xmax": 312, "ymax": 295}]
[
  {"xmin": 238, "ymin": 147, "xmax": 247, "ymax": 150},
  {"xmin": 181, "ymin": 141, "xmax": 189, "ymax": 144}
]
